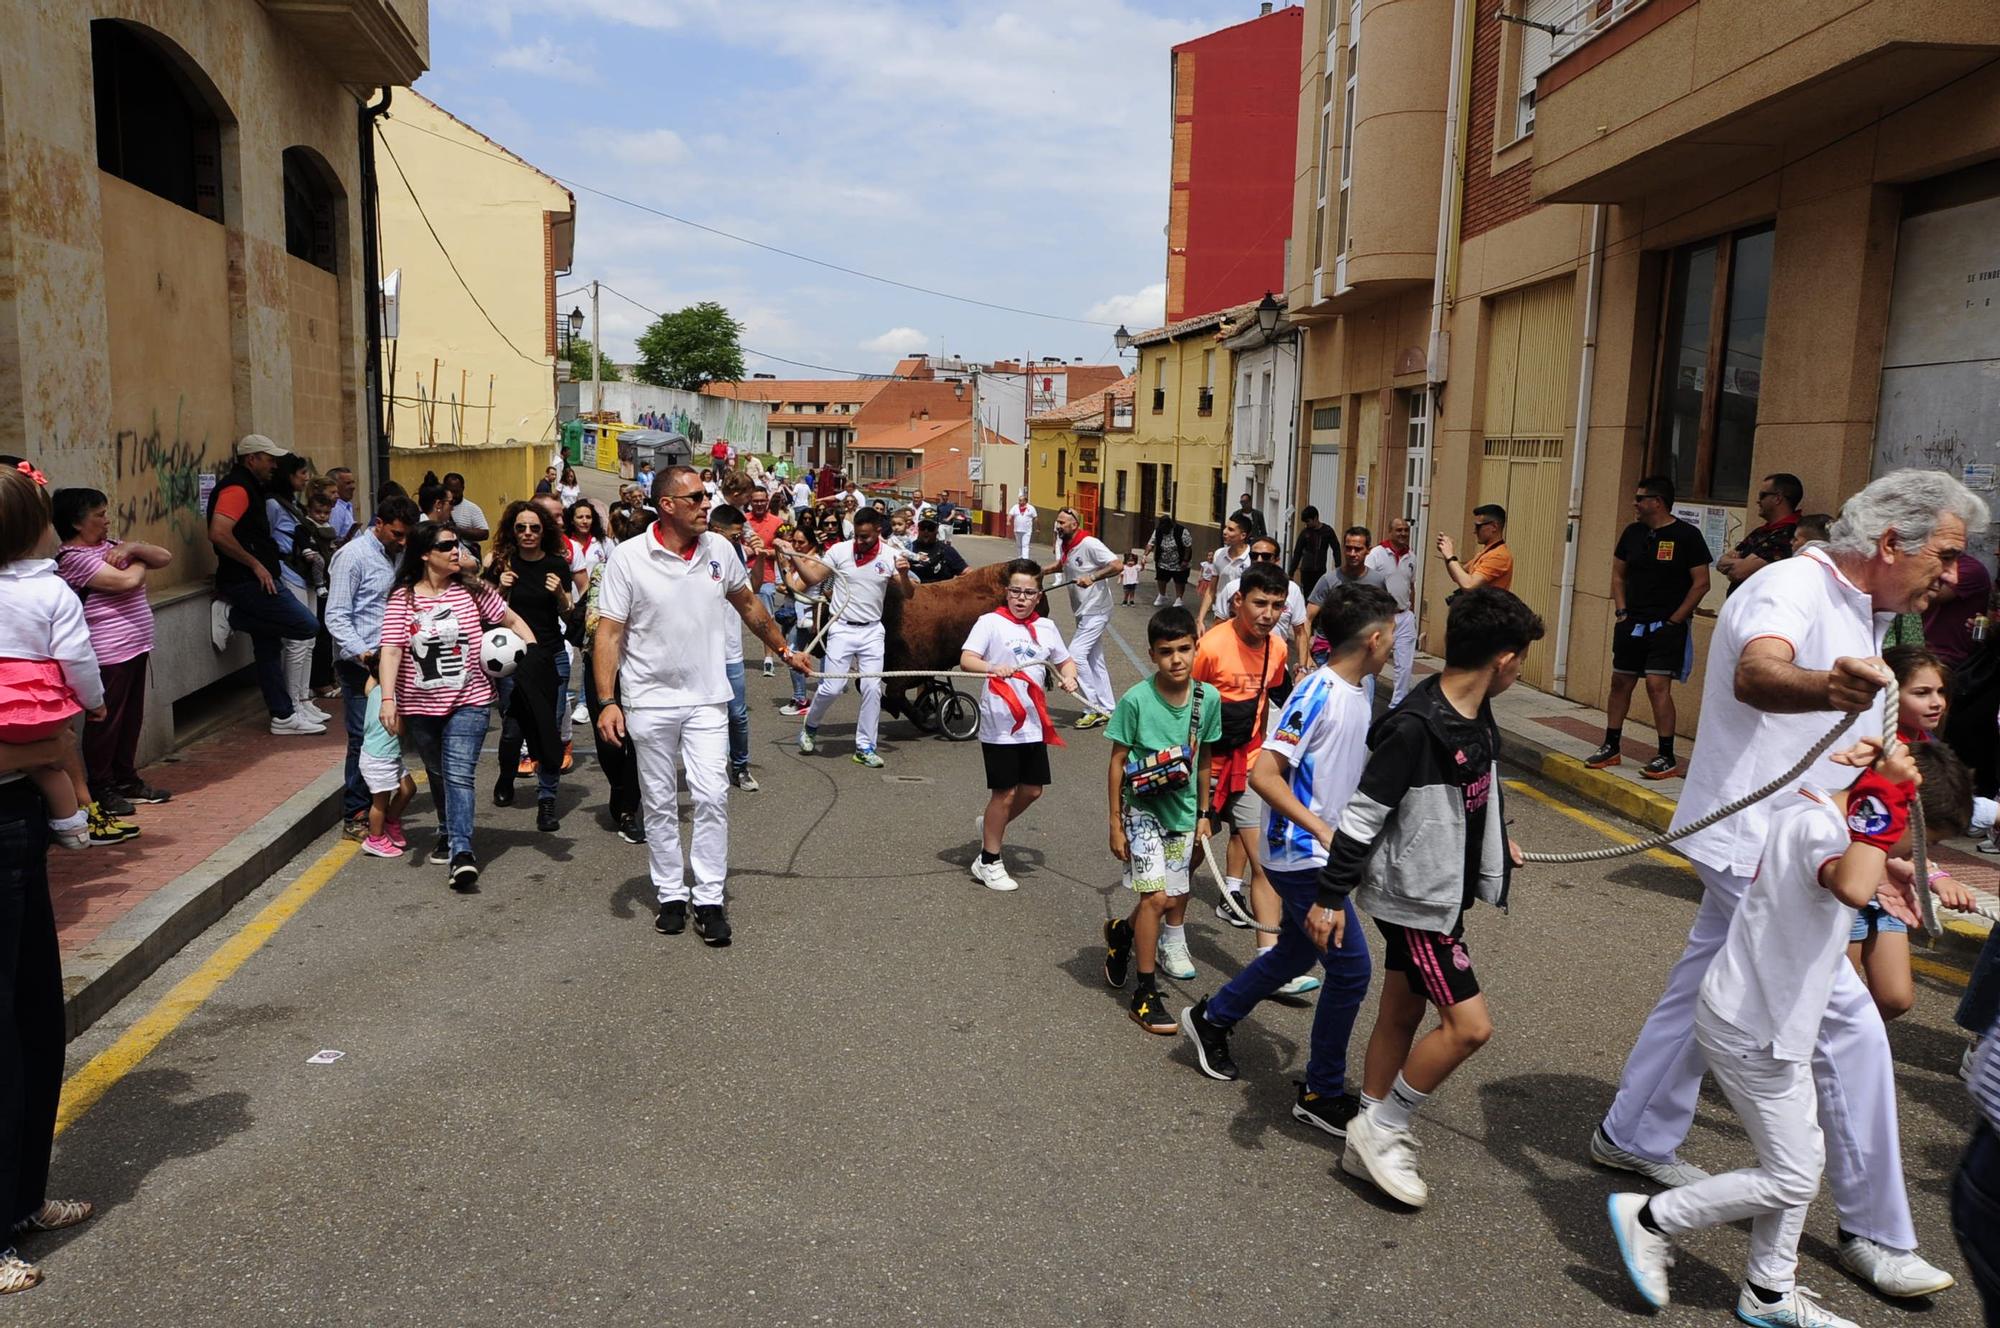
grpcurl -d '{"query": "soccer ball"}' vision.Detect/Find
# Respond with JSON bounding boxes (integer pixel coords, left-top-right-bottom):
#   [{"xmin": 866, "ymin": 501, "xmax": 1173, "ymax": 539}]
[{"xmin": 479, "ymin": 627, "xmax": 526, "ymax": 679}]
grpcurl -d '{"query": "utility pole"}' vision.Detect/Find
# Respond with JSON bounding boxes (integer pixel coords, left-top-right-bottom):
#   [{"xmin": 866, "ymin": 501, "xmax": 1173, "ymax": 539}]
[{"xmin": 590, "ymin": 279, "xmax": 603, "ymax": 422}]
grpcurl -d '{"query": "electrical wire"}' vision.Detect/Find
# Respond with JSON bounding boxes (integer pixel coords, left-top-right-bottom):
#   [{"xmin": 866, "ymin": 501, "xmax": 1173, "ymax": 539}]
[
  {"xmin": 595, "ymin": 283, "xmax": 883, "ymax": 379},
  {"xmin": 384, "ymin": 115, "xmax": 1119, "ymax": 329}
]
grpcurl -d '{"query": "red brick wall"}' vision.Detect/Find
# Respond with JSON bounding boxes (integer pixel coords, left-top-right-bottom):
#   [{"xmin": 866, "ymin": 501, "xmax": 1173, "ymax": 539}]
[{"xmin": 1462, "ymin": 3, "xmax": 1536, "ymax": 241}]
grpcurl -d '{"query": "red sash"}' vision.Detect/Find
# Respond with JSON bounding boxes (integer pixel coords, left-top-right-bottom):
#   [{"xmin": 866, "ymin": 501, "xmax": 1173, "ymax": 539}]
[{"xmin": 983, "ymin": 607, "xmax": 1065, "ymax": 748}]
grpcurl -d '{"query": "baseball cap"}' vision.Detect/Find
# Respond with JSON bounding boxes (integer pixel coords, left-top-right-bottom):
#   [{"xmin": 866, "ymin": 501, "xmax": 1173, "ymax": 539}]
[{"xmin": 235, "ymin": 434, "xmax": 291, "ymax": 458}]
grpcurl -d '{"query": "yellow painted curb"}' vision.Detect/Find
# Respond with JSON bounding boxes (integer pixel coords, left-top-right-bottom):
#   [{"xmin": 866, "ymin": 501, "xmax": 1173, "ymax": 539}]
[{"xmin": 1535, "ymin": 753, "xmax": 1678, "ymax": 833}]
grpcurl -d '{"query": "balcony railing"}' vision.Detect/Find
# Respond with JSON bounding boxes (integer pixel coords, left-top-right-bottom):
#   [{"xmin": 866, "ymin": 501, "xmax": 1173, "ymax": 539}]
[{"xmin": 1548, "ymin": 0, "xmax": 1651, "ymax": 61}]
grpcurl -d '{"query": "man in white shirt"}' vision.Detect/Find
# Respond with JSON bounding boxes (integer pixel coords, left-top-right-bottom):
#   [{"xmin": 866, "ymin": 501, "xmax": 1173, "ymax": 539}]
[
  {"xmin": 1194, "ymin": 515, "xmax": 1253, "ymax": 628},
  {"xmin": 1592, "ymin": 468, "xmax": 1986, "ymax": 1300},
  {"xmin": 1009, "ymin": 496, "xmax": 1038, "ymax": 558},
  {"xmin": 787, "ymin": 506, "xmax": 913, "ymax": 768},
  {"xmin": 1046, "ymin": 508, "xmax": 1123, "ymax": 728},
  {"xmin": 441, "ymin": 472, "xmax": 490, "ymax": 561},
  {"xmin": 790, "ymin": 475, "xmax": 813, "ymax": 516},
  {"xmin": 1363, "ymin": 516, "xmax": 1417, "ymax": 705},
  {"xmin": 595, "ymin": 466, "xmax": 806, "ymax": 946}
]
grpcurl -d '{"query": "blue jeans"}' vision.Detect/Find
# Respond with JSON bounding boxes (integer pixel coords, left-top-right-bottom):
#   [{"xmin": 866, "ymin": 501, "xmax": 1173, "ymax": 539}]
[
  {"xmin": 403, "ymin": 706, "xmax": 490, "ymax": 858},
  {"xmin": 0, "ymin": 780, "xmax": 62, "ymax": 1227},
  {"xmin": 336, "ymin": 660, "xmax": 371, "ymax": 820},
  {"xmin": 496, "ymin": 647, "xmax": 568, "ymax": 800},
  {"xmin": 1206, "ymin": 867, "xmax": 1372, "ymax": 1096},
  {"xmin": 1959, "ymin": 927, "xmax": 2000, "ymax": 1037},
  {"xmin": 219, "ymin": 578, "xmax": 320, "ymax": 720},
  {"xmin": 1952, "ymin": 1123, "xmax": 2000, "ymax": 1323},
  {"xmin": 726, "ymin": 659, "xmax": 750, "ymax": 772}
]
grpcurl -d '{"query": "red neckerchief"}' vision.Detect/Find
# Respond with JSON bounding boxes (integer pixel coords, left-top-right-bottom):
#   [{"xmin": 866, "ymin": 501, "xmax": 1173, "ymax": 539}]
[
  {"xmin": 1751, "ymin": 513, "xmax": 1800, "ymax": 537},
  {"xmin": 1056, "ymin": 530, "xmax": 1077, "ymax": 564},
  {"xmin": 850, "ymin": 538, "xmax": 880, "ymax": 568},
  {"xmin": 653, "ymin": 523, "xmax": 698, "ymax": 562},
  {"xmin": 984, "ymin": 606, "xmax": 1065, "ymax": 748}
]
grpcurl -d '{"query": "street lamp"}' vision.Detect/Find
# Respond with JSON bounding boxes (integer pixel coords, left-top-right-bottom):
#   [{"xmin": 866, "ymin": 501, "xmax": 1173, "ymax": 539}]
[
  {"xmin": 560, "ymin": 306, "xmax": 584, "ymax": 355},
  {"xmin": 1255, "ymin": 291, "xmax": 1281, "ymax": 338},
  {"xmin": 1113, "ymin": 325, "xmax": 1132, "ymax": 351}
]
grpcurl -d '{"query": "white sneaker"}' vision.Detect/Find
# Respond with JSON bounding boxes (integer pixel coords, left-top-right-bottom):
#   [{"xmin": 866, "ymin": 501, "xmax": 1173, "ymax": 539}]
[
  {"xmin": 1605, "ymin": 1193, "xmax": 1672, "ymax": 1308},
  {"xmin": 571, "ymin": 702, "xmax": 589, "ymax": 725},
  {"xmin": 1836, "ymin": 1235, "xmax": 1954, "ymax": 1297},
  {"xmin": 1734, "ymin": 1284, "xmax": 1858, "ymax": 1328},
  {"xmin": 293, "ymin": 700, "xmax": 330, "ymax": 725},
  {"xmin": 1157, "ymin": 936, "xmax": 1196, "ymax": 980},
  {"xmin": 1590, "ymin": 1124, "xmax": 1711, "ymax": 1187},
  {"xmin": 970, "ymin": 857, "xmax": 1018, "ymax": 893},
  {"xmin": 270, "ymin": 712, "xmax": 327, "ymax": 736},
  {"xmin": 1963, "ymin": 1039, "xmax": 1980, "ymax": 1082},
  {"xmin": 1342, "ymin": 1107, "xmax": 1428, "ymax": 1208},
  {"xmin": 1274, "ymin": 972, "xmax": 1323, "ymax": 997},
  {"xmin": 1152, "ymin": 593, "xmax": 1169, "ymax": 606},
  {"xmin": 210, "ymin": 599, "xmax": 233, "ymax": 651}
]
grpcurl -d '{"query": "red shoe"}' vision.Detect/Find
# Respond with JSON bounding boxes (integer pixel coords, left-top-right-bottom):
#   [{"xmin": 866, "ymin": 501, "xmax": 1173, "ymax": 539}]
[
  {"xmin": 517, "ymin": 754, "xmax": 537, "ymax": 776},
  {"xmin": 560, "ymin": 741, "xmax": 575, "ymax": 773}
]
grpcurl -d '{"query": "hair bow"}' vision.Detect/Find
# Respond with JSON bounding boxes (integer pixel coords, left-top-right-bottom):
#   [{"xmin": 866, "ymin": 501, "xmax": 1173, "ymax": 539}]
[{"xmin": 15, "ymin": 460, "xmax": 46, "ymax": 486}]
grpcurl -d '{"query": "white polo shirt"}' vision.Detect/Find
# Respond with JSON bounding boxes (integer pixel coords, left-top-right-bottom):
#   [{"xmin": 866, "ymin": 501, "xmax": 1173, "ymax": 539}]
[
  {"xmin": 1672, "ymin": 547, "xmax": 1889, "ymax": 875},
  {"xmin": 1203, "ymin": 545, "xmax": 1252, "ymax": 623},
  {"xmin": 824, "ymin": 539, "xmax": 901, "ymax": 626},
  {"xmin": 596, "ymin": 527, "xmax": 749, "ymax": 709},
  {"xmin": 1700, "ymin": 786, "xmax": 1856, "ymax": 1061},
  {"xmin": 1364, "ymin": 543, "xmax": 1416, "ymax": 613},
  {"xmin": 1058, "ymin": 532, "xmax": 1118, "ymax": 619},
  {"xmin": 1010, "ymin": 504, "xmax": 1038, "ymax": 537}
]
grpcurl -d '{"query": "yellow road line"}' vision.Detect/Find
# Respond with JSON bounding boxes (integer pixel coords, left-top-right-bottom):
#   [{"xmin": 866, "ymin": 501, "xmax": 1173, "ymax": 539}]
[
  {"xmin": 55, "ymin": 837, "xmax": 359, "ymax": 1135},
  {"xmin": 1502, "ymin": 779, "xmax": 1975, "ymax": 987}
]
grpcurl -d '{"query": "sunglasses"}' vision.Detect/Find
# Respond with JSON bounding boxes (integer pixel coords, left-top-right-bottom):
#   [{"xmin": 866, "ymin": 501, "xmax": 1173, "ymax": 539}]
[
  {"xmin": 431, "ymin": 540, "xmax": 460, "ymax": 553},
  {"xmin": 667, "ymin": 491, "xmax": 709, "ymax": 505},
  {"xmin": 1249, "ymin": 551, "xmax": 1279, "ymax": 562},
  {"xmin": 513, "ymin": 522, "xmax": 543, "ymax": 533}
]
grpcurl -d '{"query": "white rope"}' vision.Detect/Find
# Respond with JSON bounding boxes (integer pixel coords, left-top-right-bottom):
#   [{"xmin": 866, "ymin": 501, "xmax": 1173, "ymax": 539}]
[{"xmin": 1195, "ymin": 831, "xmax": 1280, "ymax": 935}]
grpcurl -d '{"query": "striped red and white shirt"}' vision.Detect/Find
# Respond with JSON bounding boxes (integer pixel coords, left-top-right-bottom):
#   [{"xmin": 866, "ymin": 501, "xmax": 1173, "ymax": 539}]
[{"xmin": 54, "ymin": 540, "xmax": 155, "ymax": 666}]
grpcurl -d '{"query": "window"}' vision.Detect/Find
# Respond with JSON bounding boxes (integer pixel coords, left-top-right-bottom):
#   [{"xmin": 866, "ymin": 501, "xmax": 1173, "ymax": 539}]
[
  {"xmin": 1513, "ymin": 0, "xmax": 1569, "ymax": 139},
  {"xmin": 1645, "ymin": 224, "xmax": 1774, "ymax": 506},
  {"xmin": 1115, "ymin": 469, "xmax": 1128, "ymax": 510},
  {"xmin": 1152, "ymin": 354, "xmax": 1167, "ymax": 413},
  {"xmin": 1312, "ymin": 404, "xmax": 1342, "ymax": 432},
  {"xmin": 1335, "ymin": 0, "xmax": 1360, "ymax": 288},
  {"xmin": 1211, "ymin": 468, "xmax": 1226, "ymax": 525},
  {"xmin": 282, "ymin": 147, "xmax": 339, "ymax": 274},
  {"xmin": 91, "ymin": 20, "xmax": 225, "ymax": 222},
  {"xmin": 1057, "ymin": 449, "xmax": 1068, "ymax": 497}
]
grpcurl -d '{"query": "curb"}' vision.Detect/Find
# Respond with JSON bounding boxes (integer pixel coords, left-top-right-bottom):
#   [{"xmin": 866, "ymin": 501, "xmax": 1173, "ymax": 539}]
[
  {"xmin": 59, "ymin": 766, "xmax": 347, "ymax": 1041},
  {"xmin": 1495, "ymin": 726, "xmax": 1994, "ymax": 966}
]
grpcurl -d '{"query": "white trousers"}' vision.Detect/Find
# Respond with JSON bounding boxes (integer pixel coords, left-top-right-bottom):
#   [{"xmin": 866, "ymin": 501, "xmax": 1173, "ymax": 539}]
[
  {"xmin": 805, "ymin": 620, "xmax": 884, "ymax": 752},
  {"xmin": 1650, "ymin": 1004, "xmax": 1823, "ymax": 1291},
  {"xmin": 626, "ymin": 704, "xmax": 730, "ymax": 906},
  {"xmin": 284, "ymin": 580, "xmax": 315, "ymax": 703},
  {"xmin": 1388, "ymin": 610, "xmax": 1416, "ymax": 707},
  {"xmin": 1016, "ymin": 530, "xmax": 1033, "ymax": 558},
  {"xmin": 1067, "ymin": 611, "xmax": 1116, "ymax": 716},
  {"xmin": 1603, "ymin": 861, "xmax": 1916, "ymax": 1249}
]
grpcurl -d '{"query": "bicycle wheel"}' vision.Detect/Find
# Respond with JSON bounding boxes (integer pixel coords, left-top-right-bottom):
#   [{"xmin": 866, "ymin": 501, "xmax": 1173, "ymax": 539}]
[
  {"xmin": 910, "ymin": 683, "xmax": 942, "ymax": 733},
  {"xmin": 939, "ymin": 689, "xmax": 981, "ymax": 741}
]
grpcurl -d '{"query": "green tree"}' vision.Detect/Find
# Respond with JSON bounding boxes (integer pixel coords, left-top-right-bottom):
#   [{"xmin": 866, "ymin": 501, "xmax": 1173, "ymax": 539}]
[
  {"xmin": 633, "ymin": 301, "xmax": 746, "ymax": 391},
  {"xmin": 565, "ymin": 336, "xmax": 621, "ymax": 383}
]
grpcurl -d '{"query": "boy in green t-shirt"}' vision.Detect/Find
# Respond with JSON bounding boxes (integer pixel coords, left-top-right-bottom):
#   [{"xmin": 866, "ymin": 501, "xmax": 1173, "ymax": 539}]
[{"xmin": 1103, "ymin": 607, "xmax": 1223, "ymax": 1034}]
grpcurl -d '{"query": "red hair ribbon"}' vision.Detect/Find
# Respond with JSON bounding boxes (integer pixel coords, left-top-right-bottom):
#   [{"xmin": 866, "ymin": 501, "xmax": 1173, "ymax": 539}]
[{"xmin": 15, "ymin": 460, "xmax": 46, "ymax": 486}]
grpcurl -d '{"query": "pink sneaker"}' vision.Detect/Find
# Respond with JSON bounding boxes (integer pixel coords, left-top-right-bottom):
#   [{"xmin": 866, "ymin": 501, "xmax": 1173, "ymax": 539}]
[
  {"xmin": 384, "ymin": 818, "xmax": 408, "ymax": 849},
  {"xmin": 361, "ymin": 834, "xmax": 403, "ymax": 859}
]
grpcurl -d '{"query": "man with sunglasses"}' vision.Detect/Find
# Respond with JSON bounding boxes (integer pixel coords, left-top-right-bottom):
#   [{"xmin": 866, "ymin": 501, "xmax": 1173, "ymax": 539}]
[
  {"xmin": 786, "ymin": 506, "xmax": 914, "ymax": 768},
  {"xmin": 1436, "ymin": 505, "xmax": 1512, "ymax": 593},
  {"xmin": 1717, "ymin": 472, "xmax": 1803, "ymax": 593},
  {"xmin": 594, "ymin": 467, "xmax": 808, "ymax": 947}
]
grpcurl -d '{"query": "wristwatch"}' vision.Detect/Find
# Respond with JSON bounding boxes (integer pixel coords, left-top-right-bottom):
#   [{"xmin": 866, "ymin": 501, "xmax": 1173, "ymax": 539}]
[{"xmin": 1444, "ymin": 554, "xmax": 1459, "ymax": 564}]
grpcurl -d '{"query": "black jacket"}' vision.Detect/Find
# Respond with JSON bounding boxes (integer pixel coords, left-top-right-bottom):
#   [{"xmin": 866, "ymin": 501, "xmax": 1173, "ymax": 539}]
[{"xmin": 207, "ymin": 463, "xmax": 282, "ymax": 591}]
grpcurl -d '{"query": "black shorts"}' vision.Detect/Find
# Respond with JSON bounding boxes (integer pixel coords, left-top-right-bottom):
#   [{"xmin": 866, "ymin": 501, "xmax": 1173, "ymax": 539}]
[
  {"xmin": 982, "ymin": 741, "xmax": 1051, "ymax": 791},
  {"xmin": 1376, "ymin": 917, "xmax": 1480, "ymax": 1006},
  {"xmin": 1611, "ymin": 618, "xmax": 1689, "ymax": 677}
]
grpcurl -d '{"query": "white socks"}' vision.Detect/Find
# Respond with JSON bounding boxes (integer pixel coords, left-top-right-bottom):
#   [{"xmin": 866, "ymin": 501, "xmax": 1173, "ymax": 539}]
[
  {"xmin": 1161, "ymin": 923, "xmax": 1187, "ymax": 948},
  {"xmin": 1372, "ymin": 1073, "xmax": 1429, "ymax": 1132}
]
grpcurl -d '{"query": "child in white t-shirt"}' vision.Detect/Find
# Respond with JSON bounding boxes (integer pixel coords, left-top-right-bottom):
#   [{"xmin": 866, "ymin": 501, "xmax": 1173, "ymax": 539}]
[
  {"xmin": 957, "ymin": 559, "xmax": 1079, "ymax": 893},
  {"xmin": 1608, "ymin": 737, "xmax": 1971, "ymax": 1328},
  {"xmin": 1120, "ymin": 550, "xmax": 1144, "ymax": 605}
]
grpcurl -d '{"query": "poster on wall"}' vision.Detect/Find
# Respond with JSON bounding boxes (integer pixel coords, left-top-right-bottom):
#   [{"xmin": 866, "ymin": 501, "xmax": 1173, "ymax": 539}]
[{"xmin": 1673, "ymin": 501, "xmax": 1739, "ymax": 612}]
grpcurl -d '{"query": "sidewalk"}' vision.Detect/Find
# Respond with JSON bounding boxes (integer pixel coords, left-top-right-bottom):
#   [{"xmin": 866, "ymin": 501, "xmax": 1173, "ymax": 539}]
[
  {"xmin": 52, "ymin": 705, "xmax": 347, "ymax": 1038},
  {"xmin": 1452, "ymin": 651, "xmax": 1999, "ymax": 958}
]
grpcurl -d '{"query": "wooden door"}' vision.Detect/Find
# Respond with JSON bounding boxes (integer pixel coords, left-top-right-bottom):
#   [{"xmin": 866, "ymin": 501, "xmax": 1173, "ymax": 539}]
[{"xmin": 1075, "ymin": 481, "xmax": 1100, "ymax": 534}]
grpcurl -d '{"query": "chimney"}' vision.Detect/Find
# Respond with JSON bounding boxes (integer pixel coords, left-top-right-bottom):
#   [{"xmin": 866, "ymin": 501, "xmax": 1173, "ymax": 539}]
[{"xmin": 1259, "ymin": 1, "xmax": 1272, "ymax": 12}]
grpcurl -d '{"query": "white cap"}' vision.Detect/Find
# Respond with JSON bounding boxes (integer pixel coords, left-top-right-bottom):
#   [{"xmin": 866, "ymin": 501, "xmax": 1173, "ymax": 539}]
[{"xmin": 235, "ymin": 433, "xmax": 290, "ymax": 458}]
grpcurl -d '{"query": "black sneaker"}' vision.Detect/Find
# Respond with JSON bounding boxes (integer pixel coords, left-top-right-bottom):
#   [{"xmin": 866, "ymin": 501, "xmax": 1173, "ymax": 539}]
[
  {"xmin": 655, "ymin": 900, "xmax": 687, "ymax": 935},
  {"xmin": 617, "ymin": 814, "xmax": 646, "ymax": 845},
  {"xmin": 448, "ymin": 851, "xmax": 480, "ymax": 892},
  {"xmin": 428, "ymin": 837, "xmax": 451, "ymax": 865},
  {"xmin": 492, "ymin": 778, "xmax": 515, "ymax": 808},
  {"xmin": 1583, "ymin": 742, "xmax": 1621, "ymax": 769},
  {"xmin": 536, "ymin": 800, "xmax": 560, "ymax": 832},
  {"xmin": 1180, "ymin": 996, "xmax": 1239, "ymax": 1080},
  {"xmin": 1292, "ymin": 1083, "xmax": 1362, "ymax": 1138},
  {"xmin": 1129, "ymin": 985, "xmax": 1176, "ymax": 1035},
  {"xmin": 1217, "ymin": 889, "xmax": 1253, "ymax": 929},
  {"xmin": 94, "ymin": 791, "xmax": 136, "ymax": 818},
  {"xmin": 114, "ymin": 782, "xmax": 173, "ymax": 805},
  {"xmin": 1641, "ymin": 754, "xmax": 1679, "ymax": 780},
  {"xmin": 693, "ymin": 903, "xmax": 733, "ymax": 947},
  {"xmin": 1103, "ymin": 917, "xmax": 1134, "ymax": 988}
]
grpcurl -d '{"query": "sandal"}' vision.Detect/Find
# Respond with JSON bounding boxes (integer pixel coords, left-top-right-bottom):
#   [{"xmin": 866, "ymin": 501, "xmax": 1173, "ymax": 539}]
[
  {"xmin": 12, "ymin": 1199, "xmax": 93, "ymax": 1235},
  {"xmin": 0, "ymin": 1250, "xmax": 40, "ymax": 1294}
]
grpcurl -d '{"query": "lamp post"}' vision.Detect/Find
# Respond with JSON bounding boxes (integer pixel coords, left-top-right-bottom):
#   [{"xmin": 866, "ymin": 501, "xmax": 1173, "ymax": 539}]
[
  {"xmin": 1255, "ymin": 291, "xmax": 1281, "ymax": 339},
  {"xmin": 560, "ymin": 306, "xmax": 583, "ymax": 357}
]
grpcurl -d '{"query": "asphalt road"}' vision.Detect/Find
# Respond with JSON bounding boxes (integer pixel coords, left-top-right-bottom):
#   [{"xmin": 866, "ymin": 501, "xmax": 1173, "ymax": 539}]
[{"xmin": 30, "ymin": 533, "xmax": 1990, "ymax": 1326}]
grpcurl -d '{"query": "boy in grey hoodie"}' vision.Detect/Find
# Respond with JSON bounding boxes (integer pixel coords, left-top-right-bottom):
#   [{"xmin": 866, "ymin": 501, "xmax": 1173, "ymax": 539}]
[{"xmin": 1307, "ymin": 587, "xmax": 1545, "ymax": 1209}]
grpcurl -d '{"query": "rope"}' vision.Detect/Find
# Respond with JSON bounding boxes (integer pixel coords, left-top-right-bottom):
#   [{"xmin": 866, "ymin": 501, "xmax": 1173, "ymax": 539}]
[{"xmin": 1195, "ymin": 831, "xmax": 1280, "ymax": 935}]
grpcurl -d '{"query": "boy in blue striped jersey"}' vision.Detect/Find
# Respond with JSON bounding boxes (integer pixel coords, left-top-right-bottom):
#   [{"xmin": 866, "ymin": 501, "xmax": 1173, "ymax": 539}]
[{"xmin": 1180, "ymin": 584, "xmax": 1397, "ymax": 1142}]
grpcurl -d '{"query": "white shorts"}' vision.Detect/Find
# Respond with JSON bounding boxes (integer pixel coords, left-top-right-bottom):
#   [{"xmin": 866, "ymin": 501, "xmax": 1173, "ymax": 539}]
[
  {"xmin": 1122, "ymin": 807, "xmax": 1191, "ymax": 897},
  {"xmin": 359, "ymin": 752, "xmax": 407, "ymax": 796}
]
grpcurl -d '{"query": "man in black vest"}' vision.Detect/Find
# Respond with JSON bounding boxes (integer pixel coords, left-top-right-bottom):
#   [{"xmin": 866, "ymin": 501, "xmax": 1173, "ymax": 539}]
[{"xmin": 208, "ymin": 434, "xmax": 325, "ymax": 735}]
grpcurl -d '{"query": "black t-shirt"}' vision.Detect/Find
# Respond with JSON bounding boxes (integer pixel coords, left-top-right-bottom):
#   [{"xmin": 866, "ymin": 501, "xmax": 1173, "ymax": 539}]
[
  {"xmin": 1458, "ymin": 720, "xmax": 1495, "ymax": 915},
  {"xmin": 498, "ymin": 550, "xmax": 565, "ymax": 646},
  {"xmin": 1614, "ymin": 518, "xmax": 1712, "ymax": 619}
]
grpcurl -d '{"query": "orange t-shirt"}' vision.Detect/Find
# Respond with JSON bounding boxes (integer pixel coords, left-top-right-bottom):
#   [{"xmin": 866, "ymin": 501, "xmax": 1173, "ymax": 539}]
[
  {"xmin": 1193, "ymin": 620, "xmax": 1289, "ymax": 793},
  {"xmin": 212, "ymin": 482, "xmax": 252, "ymax": 523},
  {"xmin": 1466, "ymin": 540, "xmax": 1513, "ymax": 591}
]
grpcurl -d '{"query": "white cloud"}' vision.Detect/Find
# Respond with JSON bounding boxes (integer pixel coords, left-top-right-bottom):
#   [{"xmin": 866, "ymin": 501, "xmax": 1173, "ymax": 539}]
[
  {"xmin": 859, "ymin": 327, "xmax": 930, "ymax": 356},
  {"xmin": 609, "ymin": 128, "xmax": 691, "ymax": 167},
  {"xmin": 1085, "ymin": 283, "xmax": 1167, "ymax": 329},
  {"xmin": 491, "ymin": 36, "xmax": 595, "ymax": 82}
]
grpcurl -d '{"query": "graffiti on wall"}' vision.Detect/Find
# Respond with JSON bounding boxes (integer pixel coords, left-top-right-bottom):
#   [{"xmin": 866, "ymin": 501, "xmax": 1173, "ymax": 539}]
[{"xmin": 112, "ymin": 399, "xmax": 222, "ymax": 555}]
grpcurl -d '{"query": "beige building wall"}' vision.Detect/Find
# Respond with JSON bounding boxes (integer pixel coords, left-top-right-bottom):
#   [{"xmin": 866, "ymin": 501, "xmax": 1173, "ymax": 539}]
[
  {"xmin": 1103, "ymin": 324, "xmax": 1241, "ymax": 558},
  {"xmin": 0, "ymin": 0, "xmax": 425, "ymax": 757},
  {"xmin": 376, "ymin": 93, "xmax": 574, "ymax": 471}
]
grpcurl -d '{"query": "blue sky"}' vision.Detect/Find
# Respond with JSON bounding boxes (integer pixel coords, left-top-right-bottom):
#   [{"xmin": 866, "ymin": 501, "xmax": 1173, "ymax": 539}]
[{"xmin": 419, "ymin": 0, "xmax": 1260, "ymax": 377}]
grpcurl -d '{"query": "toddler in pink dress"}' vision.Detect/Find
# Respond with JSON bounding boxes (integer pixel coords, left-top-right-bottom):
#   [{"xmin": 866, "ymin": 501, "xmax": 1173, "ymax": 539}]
[{"xmin": 0, "ymin": 464, "xmax": 104, "ymax": 848}]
